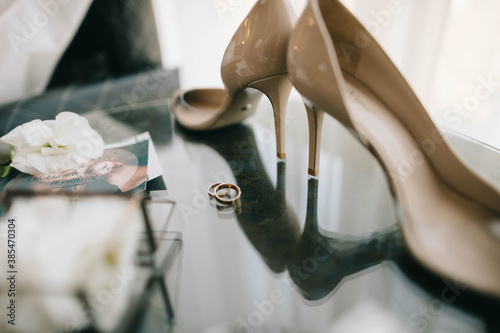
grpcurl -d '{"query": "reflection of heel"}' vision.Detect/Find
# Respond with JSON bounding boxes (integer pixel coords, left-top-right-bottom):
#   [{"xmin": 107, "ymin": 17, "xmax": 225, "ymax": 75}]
[
  {"xmin": 276, "ymin": 160, "xmax": 286, "ymax": 195},
  {"xmin": 288, "ymin": 177, "xmax": 401, "ymax": 301},
  {"xmin": 176, "ymin": 124, "xmax": 300, "ymax": 273},
  {"xmin": 304, "ymin": 101, "xmax": 325, "ymax": 176},
  {"xmin": 249, "ymin": 74, "xmax": 293, "ymax": 159}
]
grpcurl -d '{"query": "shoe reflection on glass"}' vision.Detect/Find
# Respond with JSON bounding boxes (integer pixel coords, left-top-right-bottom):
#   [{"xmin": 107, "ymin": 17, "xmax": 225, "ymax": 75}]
[
  {"xmin": 175, "ymin": 123, "xmax": 300, "ymax": 273},
  {"xmin": 288, "ymin": 178, "xmax": 500, "ymax": 328},
  {"xmin": 288, "ymin": 177, "xmax": 402, "ymax": 301},
  {"xmin": 288, "ymin": 0, "xmax": 500, "ymax": 298}
]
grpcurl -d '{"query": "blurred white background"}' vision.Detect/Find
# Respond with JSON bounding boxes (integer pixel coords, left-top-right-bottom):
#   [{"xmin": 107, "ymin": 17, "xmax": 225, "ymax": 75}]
[
  {"xmin": 1, "ymin": 2, "xmax": 496, "ymax": 331},
  {"xmin": 2, "ymin": 0, "xmax": 499, "ymax": 149},
  {"xmin": 153, "ymin": 0, "xmax": 500, "ymax": 149}
]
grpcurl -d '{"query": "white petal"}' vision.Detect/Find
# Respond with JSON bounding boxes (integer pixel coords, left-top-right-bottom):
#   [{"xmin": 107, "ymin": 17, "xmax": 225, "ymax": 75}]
[
  {"xmin": 6, "ymin": 112, "xmax": 104, "ymax": 175},
  {"xmin": 1, "ymin": 119, "xmax": 53, "ymax": 147}
]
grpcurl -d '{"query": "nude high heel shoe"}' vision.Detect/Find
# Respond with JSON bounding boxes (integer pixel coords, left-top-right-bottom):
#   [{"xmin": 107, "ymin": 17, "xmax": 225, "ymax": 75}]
[
  {"xmin": 170, "ymin": 0, "xmax": 295, "ymax": 158},
  {"xmin": 288, "ymin": 0, "xmax": 500, "ymax": 297}
]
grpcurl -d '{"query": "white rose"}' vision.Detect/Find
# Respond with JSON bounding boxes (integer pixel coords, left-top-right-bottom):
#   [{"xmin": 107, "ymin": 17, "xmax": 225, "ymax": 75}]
[{"xmin": 0, "ymin": 112, "xmax": 104, "ymax": 175}]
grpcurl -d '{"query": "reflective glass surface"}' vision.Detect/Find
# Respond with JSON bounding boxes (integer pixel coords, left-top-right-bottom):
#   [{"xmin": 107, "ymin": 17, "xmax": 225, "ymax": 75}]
[
  {"xmin": 1, "ymin": 71, "xmax": 499, "ymax": 332},
  {"xmin": 90, "ymin": 91, "xmax": 500, "ymax": 332}
]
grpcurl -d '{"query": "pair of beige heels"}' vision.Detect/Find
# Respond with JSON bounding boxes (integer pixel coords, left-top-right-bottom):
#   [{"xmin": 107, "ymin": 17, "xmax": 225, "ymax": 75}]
[{"xmin": 170, "ymin": 0, "xmax": 500, "ymax": 299}]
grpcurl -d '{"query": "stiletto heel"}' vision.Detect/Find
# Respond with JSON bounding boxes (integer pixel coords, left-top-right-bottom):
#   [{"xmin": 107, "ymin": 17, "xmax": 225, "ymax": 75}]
[
  {"xmin": 288, "ymin": 0, "xmax": 500, "ymax": 297},
  {"xmin": 248, "ymin": 74, "xmax": 293, "ymax": 159},
  {"xmin": 304, "ymin": 102, "xmax": 325, "ymax": 176},
  {"xmin": 170, "ymin": 0, "xmax": 295, "ymax": 158}
]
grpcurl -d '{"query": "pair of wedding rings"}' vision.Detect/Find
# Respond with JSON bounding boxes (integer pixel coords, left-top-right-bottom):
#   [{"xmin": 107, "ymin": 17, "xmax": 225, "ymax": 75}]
[{"xmin": 207, "ymin": 182, "xmax": 241, "ymax": 206}]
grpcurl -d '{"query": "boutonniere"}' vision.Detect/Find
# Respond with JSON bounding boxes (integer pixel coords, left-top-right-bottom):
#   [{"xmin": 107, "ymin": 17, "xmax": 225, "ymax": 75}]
[{"xmin": 0, "ymin": 112, "xmax": 104, "ymax": 175}]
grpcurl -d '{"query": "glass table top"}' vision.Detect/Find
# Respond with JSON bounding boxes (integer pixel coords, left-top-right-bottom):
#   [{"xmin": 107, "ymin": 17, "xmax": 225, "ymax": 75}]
[
  {"xmin": 89, "ymin": 96, "xmax": 500, "ymax": 332},
  {"xmin": 1, "ymin": 70, "xmax": 499, "ymax": 332}
]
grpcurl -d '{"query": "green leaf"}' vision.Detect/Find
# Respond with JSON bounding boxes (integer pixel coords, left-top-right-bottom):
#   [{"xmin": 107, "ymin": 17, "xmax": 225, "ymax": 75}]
[{"xmin": 0, "ymin": 162, "xmax": 11, "ymax": 178}]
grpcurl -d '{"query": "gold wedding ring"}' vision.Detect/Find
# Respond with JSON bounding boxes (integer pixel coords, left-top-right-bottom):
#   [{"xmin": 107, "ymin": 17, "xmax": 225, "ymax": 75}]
[
  {"xmin": 207, "ymin": 182, "xmax": 241, "ymax": 206},
  {"xmin": 215, "ymin": 183, "xmax": 241, "ymax": 205},
  {"xmin": 207, "ymin": 182, "xmax": 223, "ymax": 198}
]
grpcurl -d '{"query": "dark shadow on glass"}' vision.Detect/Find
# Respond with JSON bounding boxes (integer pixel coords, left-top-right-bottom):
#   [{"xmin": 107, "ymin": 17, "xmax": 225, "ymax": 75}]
[
  {"xmin": 102, "ymin": 103, "xmax": 174, "ymax": 145},
  {"xmin": 291, "ymin": 177, "xmax": 500, "ymax": 329},
  {"xmin": 288, "ymin": 177, "xmax": 402, "ymax": 302},
  {"xmin": 176, "ymin": 121, "xmax": 500, "ymax": 331},
  {"xmin": 396, "ymin": 244, "xmax": 500, "ymax": 332},
  {"xmin": 0, "ymin": 69, "xmax": 179, "ymax": 146},
  {"xmin": 175, "ymin": 123, "xmax": 301, "ymax": 273}
]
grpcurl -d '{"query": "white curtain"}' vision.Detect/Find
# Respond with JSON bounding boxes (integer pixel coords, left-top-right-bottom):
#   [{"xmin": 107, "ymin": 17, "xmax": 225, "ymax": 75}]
[
  {"xmin": 349, "ymin": 0, "xmax": 500, "ymax": 149},
  {"xmin": 0, "ymin": 0, "xmax": 92, "ymax": 105},
  {"xmin": 157, "ymin": 0, "xmax": 500, "ymax": 148},
  {"xmin": 2, "ymin": 0, "xmax": 500, "ymax": 148}
]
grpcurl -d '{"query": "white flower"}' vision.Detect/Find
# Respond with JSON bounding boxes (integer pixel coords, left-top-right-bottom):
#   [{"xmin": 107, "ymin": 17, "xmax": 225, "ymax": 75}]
[
  {"xmin": 0, "ymin": 195, "xmax": 142, "ymax": 332},
  {"xmin": 0, "ymin": 112, "xmax": 104, "ymax": 174}
]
